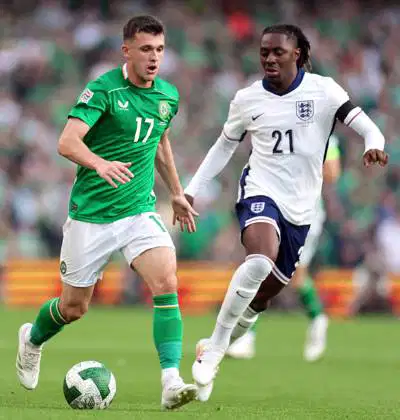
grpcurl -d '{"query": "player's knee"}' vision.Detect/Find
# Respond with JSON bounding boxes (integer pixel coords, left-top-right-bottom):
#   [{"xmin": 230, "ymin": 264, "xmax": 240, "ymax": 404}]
[
  {"xmin": 291, "ymin": 270, "xmax": 300, "ymax": 288},
  {"xmin": 59, "ymin": 301, "xmax": 89, "ymax": 323},
  {"xmin": 149, "ymin": 273, "xmax": 177, "ymax": 296},
  {"xmin": 245, "ymin": 254, "xmax": 274, "ymax": 285},
  {"xmin": 291, "ymin": 266, "xmax": 306, "ymax": 288}
]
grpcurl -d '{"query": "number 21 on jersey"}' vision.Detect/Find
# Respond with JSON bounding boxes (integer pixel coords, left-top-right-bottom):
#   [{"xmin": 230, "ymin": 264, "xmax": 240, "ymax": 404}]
[{"xmin": 272, "ymin": 129, "xmax": 294, "ymax": 154}]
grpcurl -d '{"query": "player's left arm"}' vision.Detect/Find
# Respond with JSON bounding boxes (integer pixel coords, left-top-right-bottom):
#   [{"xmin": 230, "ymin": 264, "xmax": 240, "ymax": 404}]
[
  {"xmin": 323, "ymin": 157, "xmax": 340, "ymax": 184},
  {"xmin": 155, "ymin": 129, "xmax": 198, "ymax": 232},
  {"xmin": 323, "ymin": 136, "xmax": 341, "ymax": 184},
  {"xmin": 331, "ymin": 80, "xmax": 388, "ymax": 167}
]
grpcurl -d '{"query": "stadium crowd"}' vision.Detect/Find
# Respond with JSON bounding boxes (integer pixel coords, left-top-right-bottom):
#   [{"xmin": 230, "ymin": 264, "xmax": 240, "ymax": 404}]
[{"xmin": 0, "ymin": 0, "xmax": 399, "ymax": 273}]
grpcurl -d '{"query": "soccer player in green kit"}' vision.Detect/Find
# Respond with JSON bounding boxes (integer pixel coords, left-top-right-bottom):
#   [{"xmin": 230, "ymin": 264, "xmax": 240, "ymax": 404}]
[{"xmin": 16, "ymin": 15, "xmax": 198, "ymax": 410}]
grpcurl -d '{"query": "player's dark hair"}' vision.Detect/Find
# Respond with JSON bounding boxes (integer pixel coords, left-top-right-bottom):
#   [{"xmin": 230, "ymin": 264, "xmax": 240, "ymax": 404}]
[
  {"xmin": 123, "ymin": 15, "xmax": 164, "ymax": 40},
  {"xmin": 262, "ymin": 24, "xmax": 312, "ymax": 71}
]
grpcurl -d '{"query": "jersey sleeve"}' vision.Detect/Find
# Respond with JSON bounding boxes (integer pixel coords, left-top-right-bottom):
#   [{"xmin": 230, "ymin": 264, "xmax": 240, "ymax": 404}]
[
  {"xmin": 166, "ymin": 97, "xmax": 179, "ymax": 129},
  {"xmin": 326, "ymin": 134, "xmax": 341, "ymax": 161},
  {"xmin": 326, "ymin": 77, "xmax": 350, "ymax": 112},
  {"xmin": 222, "ymin": 93, "xmax": 247, "ymax": 141},
  {"xmin": 68, "ymin": 79, "xmax": 109, "ymax": 128}
]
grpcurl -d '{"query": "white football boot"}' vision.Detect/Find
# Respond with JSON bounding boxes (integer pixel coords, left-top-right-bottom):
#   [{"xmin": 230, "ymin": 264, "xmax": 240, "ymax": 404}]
[
  {"xmin": 16, "ymin": 323, "xmax": 43, "ymax": 390},
  {"xmin": 226, "ymin": 331, "xmax": 256, "ymax": 359},
  {"xmin": 161, "ymin": 376, "xmax": 197, "ymax": 410},
  {"xmin": 304, "ymin": 314, "xmax": 329, "ymax": 362},
  {"xmin": 192, "ymin": 338, "xmax": 225, "ymax": 402}
]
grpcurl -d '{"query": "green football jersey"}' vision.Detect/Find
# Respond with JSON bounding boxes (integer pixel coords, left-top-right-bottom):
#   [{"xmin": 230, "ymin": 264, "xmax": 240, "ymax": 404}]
[{"xmin": 67, "ymin": 64, "xmax": 179, "ymax": 223}]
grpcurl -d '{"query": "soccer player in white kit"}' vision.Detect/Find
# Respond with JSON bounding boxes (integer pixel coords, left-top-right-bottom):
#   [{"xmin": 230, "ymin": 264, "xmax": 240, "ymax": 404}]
[
  {"xmin": 180, "ymin": 24, "xmax": 388, "ymax": 401},
  {"xmin": 226, "ymin": 135, "xmax": 341, "ymax": 362}
]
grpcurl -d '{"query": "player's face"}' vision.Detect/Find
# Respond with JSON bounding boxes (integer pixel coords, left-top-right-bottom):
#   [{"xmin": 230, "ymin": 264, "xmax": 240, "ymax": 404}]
[
  {"xmin": 260, "ymin": 33, "xmax": 300, "ymax": 84},
  {"xmin": 122, "ymin": 32, "xmax": 165, "ymax": 85}
]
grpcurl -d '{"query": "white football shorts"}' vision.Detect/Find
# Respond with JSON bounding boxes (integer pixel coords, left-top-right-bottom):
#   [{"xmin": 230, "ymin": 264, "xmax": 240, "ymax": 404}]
[{"xmin": 59, "ymin": 212, "xmax": 175, "ymax": 287}]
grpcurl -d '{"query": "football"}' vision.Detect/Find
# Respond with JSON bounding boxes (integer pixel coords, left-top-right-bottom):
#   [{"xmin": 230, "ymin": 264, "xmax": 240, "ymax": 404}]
[{"xmin": 63, "ymin": 361, "xmax": 116, "ymax": 409}]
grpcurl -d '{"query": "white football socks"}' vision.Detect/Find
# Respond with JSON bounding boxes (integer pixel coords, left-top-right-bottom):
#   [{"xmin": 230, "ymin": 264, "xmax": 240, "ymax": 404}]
[
  {"xmin": 230, "ymin": 306, "xmax": 259, "ymax": 343},
  {"xmin": 210, "ymin": 254, "xmax": 273, "ymax": 349}
]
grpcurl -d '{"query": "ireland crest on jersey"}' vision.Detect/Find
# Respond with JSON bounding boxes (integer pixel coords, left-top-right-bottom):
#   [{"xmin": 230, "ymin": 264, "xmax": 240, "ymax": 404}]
[
  {"xmin": 296, "ymin": 100, "xmax": 314, "ymax": 121},
  {"xmin": 159, "ymin": 101, "xmax": 171, "ymax": 121}
]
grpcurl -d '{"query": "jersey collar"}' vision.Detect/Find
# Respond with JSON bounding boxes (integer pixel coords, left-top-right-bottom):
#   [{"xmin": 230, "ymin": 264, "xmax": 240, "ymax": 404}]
[
  {"xmin": 121, "ymin": 63, "xmax": 156, "ymax": 90},
  {"xmin": 262, "ymin": 69, "xmax": 305, "ymax": 96},
  {"xmin": 122, "ymin": 63, "xmax": 128, "ymax": 79}
]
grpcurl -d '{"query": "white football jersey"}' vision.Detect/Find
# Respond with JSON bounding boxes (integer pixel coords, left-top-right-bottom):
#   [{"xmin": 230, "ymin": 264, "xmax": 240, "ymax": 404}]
[{"xmin": 225, "ymin": 71, "xmax": 349, "ymax": 225}]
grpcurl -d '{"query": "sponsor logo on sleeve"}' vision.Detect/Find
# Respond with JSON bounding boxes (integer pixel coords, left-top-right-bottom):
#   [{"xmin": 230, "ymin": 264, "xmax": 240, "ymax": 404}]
[{"xmin": 78, "ymin": 88, "xmax": 94, "ymax": 104}]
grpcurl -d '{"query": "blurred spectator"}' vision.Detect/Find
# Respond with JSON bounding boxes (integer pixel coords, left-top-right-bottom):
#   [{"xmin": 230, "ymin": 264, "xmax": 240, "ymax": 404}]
[
  {"xmin": 0, "ymin": 0, "xmax": 398, "ymax": 269},
  {"xmin": 376, "ymin": 203, "xmax": 400, "ymax": 274},
  {"xmin": 348, "ymin": 225, "xmax": 392, "ymax": 316}
]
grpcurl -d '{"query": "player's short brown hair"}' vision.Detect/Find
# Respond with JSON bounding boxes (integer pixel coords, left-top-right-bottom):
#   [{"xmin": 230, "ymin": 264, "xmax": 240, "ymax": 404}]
[{"xmin": 123, "ymin": 15, "xmax": 164, "ymax": 40}]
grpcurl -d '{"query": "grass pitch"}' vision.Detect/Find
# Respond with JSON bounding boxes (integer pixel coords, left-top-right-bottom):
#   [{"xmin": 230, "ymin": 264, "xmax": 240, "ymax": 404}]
[{"xmin": 1, "ymin": 306, "xmax": 399, "ymax": 419}]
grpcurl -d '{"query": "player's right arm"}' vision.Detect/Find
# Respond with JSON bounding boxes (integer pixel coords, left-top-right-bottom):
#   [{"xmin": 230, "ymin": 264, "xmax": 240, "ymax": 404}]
[
  {"xmin": 184, "ymin": 93, "xmax": 246, "ymax": 205},
  {"xmin": 58, "ymin": 81, "xmax": 134, "ymax": 188}
]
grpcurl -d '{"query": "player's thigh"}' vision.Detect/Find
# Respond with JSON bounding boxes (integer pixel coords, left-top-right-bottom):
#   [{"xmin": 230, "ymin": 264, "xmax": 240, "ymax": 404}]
[
  {"xmin": 251, "ymin": 224, "xmax": 309, "ymax": 311},
  {"xmin": 60, "ymin": 217, "xmax": 115, "ymax": 288},
  {"xmin": 243, "ymin": 223, "xmax": 280, "ymax": 259},
  {"xmin": 274, "ymin": 221, "xmax": 310, "ymax": 287},
  {"xmin": 120, "ymin": 212, "xmax": 176, "ymax": 295},
  {"xmin": 236, "ymin": 196, "xmax": 281, "ymax": 260},
  {"xmin": 130, "ymin": 247, "xmax": 177, "ymax": 295}
]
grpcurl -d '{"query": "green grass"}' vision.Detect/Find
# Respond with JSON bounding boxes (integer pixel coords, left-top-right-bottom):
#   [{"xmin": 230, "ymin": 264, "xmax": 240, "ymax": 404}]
[{"xmin": 1, "ymin": 306, "xmax": 399, "ymax": 419}]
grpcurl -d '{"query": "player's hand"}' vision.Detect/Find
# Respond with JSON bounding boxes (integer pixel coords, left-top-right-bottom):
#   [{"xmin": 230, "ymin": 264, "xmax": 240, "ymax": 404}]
[
  {"xmin": 95, "ymin": 160, "xmax": 134, "ymax": 188},
  {"xmin": 363, "ymin": 149, "xmax": 388, "ymax": 168},
  {"xmin": 172, "ymin": 194, "xmax": 199, "ymax": 233},
  {"xmin": 184, "ymin": 193, "xmax": 194, "ymax": 207}
]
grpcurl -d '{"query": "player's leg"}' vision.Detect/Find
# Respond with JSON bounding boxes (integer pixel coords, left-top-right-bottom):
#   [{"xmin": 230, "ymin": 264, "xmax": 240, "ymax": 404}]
[
  {"xmin": 293, "ymin": 221, "xmax": 324, "ymax": 320},
  {"xmin": 192, "ymin": 222, "xmax": 279, "ymax": 401},
  {"xmin": 17, "ymin": 218, "xmax": 112, "ymax": 390},
  {"xmin": 226, "ymin": 320, "xmax": 257, "ymax": 359},
  {"xmin": 17, "ymin": 284, "xmax": 95, "ymax": 390},
  {"xmin": 292, "ymin": 267, "xmax": 324, "ymax": 320},
  {"xmin": 121, "ymin": 212, "xmax": 196, "ymax": 409},
  {"xmin": 227, "ymin": 263, "xmax": 264, "ymax": 359},
  {"xmin": 210, "ymin": 226, "xmax": 279, "ymax": 349},
  {"xmin": 192, "ymin": 197, "xmax": 285, "ymax": 400},
  {"xmin": 292, "ymin": 222, "xmax": 328, "ymax": 362},
  {"xmin": 230, "ymin": 213, "xmax": 311, "ymax": 356}
]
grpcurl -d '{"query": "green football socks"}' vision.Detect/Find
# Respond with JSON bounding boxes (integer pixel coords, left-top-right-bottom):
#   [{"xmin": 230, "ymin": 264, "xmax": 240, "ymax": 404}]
[
  {"xmin": 153, "ymin": 293, "xmax": 182, "ymax": 369},
  {"xmin": 30, "ymin": 298, "xmax": 68, "ymax": 346},
  {"xmin": 298, "ymin": 276, "xmax": 324, "ymax": 320}
]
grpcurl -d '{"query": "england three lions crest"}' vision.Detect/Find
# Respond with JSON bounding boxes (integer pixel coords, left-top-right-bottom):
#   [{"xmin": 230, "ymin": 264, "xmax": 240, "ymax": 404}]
[
  {"xmin": 250, "ymin": 202, "xmax": 265, "ymax": 214},
  {"xmin": 296, "ymin": 100, "xmax": 314, "ymax": 121}
]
